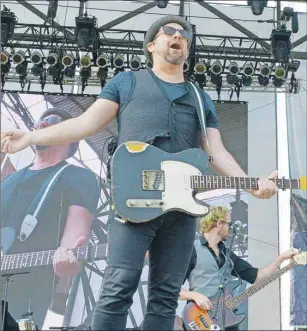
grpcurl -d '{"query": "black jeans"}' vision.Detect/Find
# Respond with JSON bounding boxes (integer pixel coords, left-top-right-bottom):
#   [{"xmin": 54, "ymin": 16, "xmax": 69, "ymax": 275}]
[{"xmin": 91, "ymin": 211, "xmax": 196, "ymax": 330}]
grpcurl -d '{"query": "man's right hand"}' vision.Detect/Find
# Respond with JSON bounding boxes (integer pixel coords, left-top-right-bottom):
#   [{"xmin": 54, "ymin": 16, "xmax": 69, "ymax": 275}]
[
  {"xmin": 1, "ymin": 129, "xmax": 31, "ymax": 154},
  {"xmin": 191, "ymin": 292, "xmax": 213, "ymax": 310}
]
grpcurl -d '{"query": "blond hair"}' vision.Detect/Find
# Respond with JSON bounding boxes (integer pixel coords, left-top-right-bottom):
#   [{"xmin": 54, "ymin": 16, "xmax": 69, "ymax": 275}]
[{"xmin": 199, "ymin": 206, "xmax": 229, "ymax": 233}]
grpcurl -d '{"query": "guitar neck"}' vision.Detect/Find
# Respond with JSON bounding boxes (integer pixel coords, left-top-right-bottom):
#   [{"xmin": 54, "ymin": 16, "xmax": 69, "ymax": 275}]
[
  {"xmin": 0, "ymin": 244, "xmax": 107, "ymax": 272},
  {"xmin": 191, "ymin": 176, "xmax": 301, "ymax": 190},
  {"xmin": 225, "ymin": 260, "xmax": 296, "ymax": 310}
]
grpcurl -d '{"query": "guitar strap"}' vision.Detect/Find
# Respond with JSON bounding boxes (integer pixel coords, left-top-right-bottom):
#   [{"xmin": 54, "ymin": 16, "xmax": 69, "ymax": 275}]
[
  {"xmin": 19, "ymin": 163, "xmax": 72, "ymax": 242},
  {"xmin": 187, "ymin": 82, "xmax": 214, "ymax": 163}
]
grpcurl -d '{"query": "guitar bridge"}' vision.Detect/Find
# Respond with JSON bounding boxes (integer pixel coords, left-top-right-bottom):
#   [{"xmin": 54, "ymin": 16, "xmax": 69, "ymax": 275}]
[{"xmin": 142, "ymin": 170, "xmax": 165, "ymax": 191}]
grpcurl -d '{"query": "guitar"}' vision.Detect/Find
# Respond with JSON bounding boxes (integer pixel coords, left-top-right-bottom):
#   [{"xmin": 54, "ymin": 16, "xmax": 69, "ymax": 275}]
[
  {"xmin": 111, "ymin": 141, "xmax": 307, "ymax": 223},
  {"xmin": 0, "ymin": 227, "xmax": 107, "ymax": 273},
  {"xmin": 182, "ymin": 251, "xmax": 307, "ymax": 330}
]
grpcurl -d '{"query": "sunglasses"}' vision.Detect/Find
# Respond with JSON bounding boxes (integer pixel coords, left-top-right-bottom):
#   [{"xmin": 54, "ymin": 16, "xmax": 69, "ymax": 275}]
[
  {"xmin": 36, "ymin": 116, "xmax": 62, "ymax": 129},
  {"xmin": 160, "ymin": 26, "xmax": 190, "ymax": 40}
]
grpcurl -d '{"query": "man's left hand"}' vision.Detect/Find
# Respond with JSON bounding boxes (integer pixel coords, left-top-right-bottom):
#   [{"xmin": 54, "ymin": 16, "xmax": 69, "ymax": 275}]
[
  {"xmin": 249, "ymin": 170, "xmax": 278, "ymax": 199},
  {"xmin": 279, "ymin": 248, "xmax": 300, "ymax": 262},
  {"xmin": 53, "ymin": 236, "xmax": 88, "ymax": 277}
]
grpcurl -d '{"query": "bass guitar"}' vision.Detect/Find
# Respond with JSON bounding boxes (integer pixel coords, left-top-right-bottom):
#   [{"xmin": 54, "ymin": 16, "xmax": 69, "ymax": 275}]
[
  {"xmin": 0, "ymin": 227, "xmax": 107, "ymax": 273},
  {"xmin": 182, "ymin": 251, "xmax": 307, "ymax": 330},
  {"xmin": 111, "ymin": 141, "xmax": 307, "ymax": 223}
]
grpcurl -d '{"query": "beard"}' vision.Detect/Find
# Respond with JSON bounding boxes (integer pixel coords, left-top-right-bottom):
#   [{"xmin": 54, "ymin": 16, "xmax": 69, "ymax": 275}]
[{"xmin": 165, "ymin": 49, "xmax": 185, "ymax": 65}]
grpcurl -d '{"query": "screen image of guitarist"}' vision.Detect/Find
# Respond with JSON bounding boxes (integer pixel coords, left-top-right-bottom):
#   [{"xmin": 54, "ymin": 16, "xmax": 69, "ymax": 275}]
[
  {"xmin": 179, "ymin": 206, "xmax": 301, "ymax": 331},
  {"xmin": 0, "ymin": 108, "xmax": 100, "ymax": 329}
]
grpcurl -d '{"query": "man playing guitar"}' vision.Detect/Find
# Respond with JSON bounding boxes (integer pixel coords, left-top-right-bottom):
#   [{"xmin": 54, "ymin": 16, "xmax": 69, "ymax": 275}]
[{"xmin": 179, "ymin": 206, "xmax": 299, "ymax": 331}]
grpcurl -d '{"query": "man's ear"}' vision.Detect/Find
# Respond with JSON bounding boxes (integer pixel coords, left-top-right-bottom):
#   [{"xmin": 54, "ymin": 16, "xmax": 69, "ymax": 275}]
[{"xmin": 147, "ymin": 41, "xmax": 154, "ymax": 53}]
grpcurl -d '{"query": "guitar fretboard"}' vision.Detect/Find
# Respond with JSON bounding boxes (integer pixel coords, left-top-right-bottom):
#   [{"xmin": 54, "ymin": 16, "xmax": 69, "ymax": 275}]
[
  {"xmin": 225, "ymin": 260, "xmax": 296, "ymax": 310},
  {"xmin": 0, "ymin": 244, "xmax": 107, "ymax": 272},
  {"xmin": 190, "ymin": 176, "xmax": 301, "ymax": 190}
]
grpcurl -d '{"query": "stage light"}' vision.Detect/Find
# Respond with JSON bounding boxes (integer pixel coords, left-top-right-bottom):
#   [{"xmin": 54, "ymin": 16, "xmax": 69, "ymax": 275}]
[
  {"xmin": 12, "ymin": 50, "xmax": 26, "ymax": 64},
  {"xmin": 226, "ymin": 73, "xmax": 238, "ymax": 85},
  {"xmin": 247, "ymin": 0, "xmax": 268, "ymax": 15},
  {"xmin": 183, "ymin": 61, "xmax": 189, "ymax": 73},
  {"xmin": 1, "ymin": 62, "xmax": 11, "ymax": 74},
  {"xmin": 1, "ymin": 6, "xmax": 17, "ymax": 43},
  {"xmin": 210, "ymin": 61, "xmax": 223, "ymax": 75},
  {"xmin": 229, "ymin": 62, "xmax": 240, "ymax": 75},
  {"xmin": 75, "ymin": 15, "xmax": 97, "ymax": 49},
  {"xmin": 271, "ymin": 28, "xmax": 292, "ymax": 62},
  {"xmin": 80, "ymin": 55, "xmax": 91, "ymax": 68},
  {"xmin": 1, "ymin": 51, "xmax": 11, "ymax": 75},
  {"xmin": 64, "ymin": 65, "xmax": 76, "ymax": 78},
  {"xmin": 194, "ymin": 61, "xmax": 207, "ymax": 75},
  {"xmin": 47, "ymin": 0, "xmax": 58, "ymax": 19},
  {"xmin": 62, "ymin": 53, "xmax": 74, "ymax": 68},
  {"xmin": 242, "ymin": 63, "xmax": 254, "ymax": 76},
  {"xmin": 47, "ymin": 62, "xmax": 63, "ymax": 78},
  {"xmin": 30, "ymin": 51, "xmax": 42, "ymax": 65},
  {"xmin": 259, "ymin": 64, "xmax": 271, "ymax": 77},
  {"xmin": 273, "ymin": 77, "xmax": 284, "ymax": 88},
  {"xmin": 195, "ymin": 73, "xmax": 206, "ymax": 89},
  {"xmin": 16, "ymin": 62, "xmax": 28, "ymax": 76},
  {"xmin": 113, "ymin": 54, "xmax": 125, "ymax": 69},
  {"xmin": 211, "ymin": 74, "xmax": 223, "ymax": 86},
  {"xmin": 31, "ymin": 64, "xmax": 43, "ymax": 76},
  {"xmin": 46, "ymin": 52, "xmax": 58, "ymax": 66},
  {"xmin": 275, "ymin": 65, "xmax": 286, "ymax": 79},
  {"xmin": 288, "ymin": 60, "xmax": 300, "ymax": 72},
  {"xmin": 1, "ymin": 51, "xmax": 10, "ymax": 65},
  {"xmin": 129, "ymin": 56, "xmax": 142, "ymax": 71},
  {"xmin": 242, "ymin": 76, "xmax": 252, "ymax": 87},
  {"xmin": 258, "ymin": 75, "xmax": 269, "ymax": 86},
  {"xmin": 96, "ymin": 54, "xmax": 109, "ymax": 68},
  {"xmin": 155, "ymin": 0, "xmax": 169, "ymax": 8},
  {"xmin": 97, "ymin": 67, "xmax": 108, "ymax": 81},
  {"xmin": 80, "ymin": 67, "xmax": 91, "ymax": 80}
]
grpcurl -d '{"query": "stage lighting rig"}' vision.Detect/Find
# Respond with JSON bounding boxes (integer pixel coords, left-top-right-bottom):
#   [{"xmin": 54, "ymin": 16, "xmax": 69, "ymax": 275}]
[
  {"xmin": 247, "ymin": 0, "xmax": 268, "ymax": 15},
  {"xmin": 46, "ymin": 52, "xmax": 58, "ymax": 66},
  {"xmin": 1, "ymin": 6, "xmax": 17, "ymax": 43},
  {"xmin": 129, "ymin": 56, "xmax": 142, "ymax": 71},
  {"xmin": 155, "ymin": 0, "xmax": 169, "ymax": 9},
  {"xmin": 75, "ymin": 14, "xmax": 97, "ymax": 49}
]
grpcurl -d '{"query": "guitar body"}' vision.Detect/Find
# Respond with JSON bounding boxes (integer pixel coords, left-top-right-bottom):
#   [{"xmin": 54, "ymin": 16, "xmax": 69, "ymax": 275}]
[
  {"xmin": 111, "ymin": 141, "xmax": 209, "ymax": 223},
  {"xmin": 182, "ymin": 280, "xmax": 245, "ymax": 330},
  {"xmin": 1, "ymin": 227, "xmax": 16, "ymax": 255}
]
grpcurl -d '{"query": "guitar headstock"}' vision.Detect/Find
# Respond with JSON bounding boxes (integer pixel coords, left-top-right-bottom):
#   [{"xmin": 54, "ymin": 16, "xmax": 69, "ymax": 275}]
[
  {"xmin": 300, "ymin": 176, "xmax": 307, "ymax": 190},
  {"xmin": 293, "ymin": 251, "xmax": 307, "ymax": 265}
]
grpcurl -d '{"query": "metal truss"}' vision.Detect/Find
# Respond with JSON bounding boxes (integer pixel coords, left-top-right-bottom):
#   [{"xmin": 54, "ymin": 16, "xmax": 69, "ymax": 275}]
[
  {"xmin": 1, "ymin": 21, "xmax": 304, "ymax": 96},
  {"xmin": 2, "ymin": 23, "xmax": 306, "ymax": 62}
]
